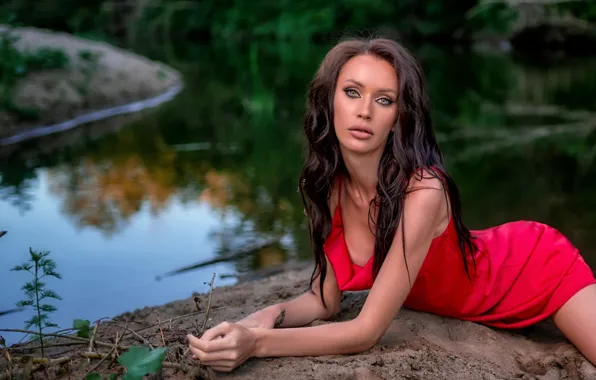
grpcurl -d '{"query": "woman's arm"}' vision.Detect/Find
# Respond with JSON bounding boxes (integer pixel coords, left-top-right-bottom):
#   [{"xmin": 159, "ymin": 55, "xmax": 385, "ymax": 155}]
[
  {"xmin": 188, "ymin": 175, "xmax": 448, "ymax": 369},
  {"xmin": 236, "ymin": 256, "xmax": 343, "ymax": 329},
  {"xmin": 252, "ymin": 176, "xmax": 448, "ymax": 357},
  {"xmin": 235, "ymin": 180, "xmax": 345, "ymax": 330}
]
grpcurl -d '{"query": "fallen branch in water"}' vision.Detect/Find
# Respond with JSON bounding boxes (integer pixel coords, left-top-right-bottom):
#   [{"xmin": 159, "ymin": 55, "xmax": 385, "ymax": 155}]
[{"xmin": 157, "ymin": 239, "xmax": 280, "ymax": 280}]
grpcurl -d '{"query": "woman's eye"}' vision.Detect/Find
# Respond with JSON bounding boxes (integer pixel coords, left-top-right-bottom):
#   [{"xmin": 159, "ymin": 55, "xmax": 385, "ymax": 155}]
[
  {"xmin": 345, "ymin": 89, "xmax": 359, "ymax": 97},
  {"xmin": 377, "ymin": 98, "xmax": 393, "ymax": 106}
]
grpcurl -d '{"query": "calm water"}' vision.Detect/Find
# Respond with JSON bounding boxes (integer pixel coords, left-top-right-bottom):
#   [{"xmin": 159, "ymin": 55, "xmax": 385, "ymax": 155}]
[{"xmin": 1, "ymin": 42, "xmax": 596, "ymax": 344}]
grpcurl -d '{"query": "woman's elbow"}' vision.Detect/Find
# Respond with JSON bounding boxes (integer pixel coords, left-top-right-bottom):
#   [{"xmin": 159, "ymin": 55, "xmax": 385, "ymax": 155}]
[
  {"xmin": 354, "ymin": 320, "xmax": 386, "ymax": 352},
  {"xmin": 320, "ymin": 302, "xmax": 341, "ymax": 321},
  {"xmin": 354, "ymin": 332, "xmax": 380, "ymax": 353}
]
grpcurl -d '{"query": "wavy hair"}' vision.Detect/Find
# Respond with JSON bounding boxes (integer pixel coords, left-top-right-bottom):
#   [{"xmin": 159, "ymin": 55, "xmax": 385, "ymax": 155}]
[{"xmin": 298, "ymin": 37, "xmax": 478, "ymax": 308}]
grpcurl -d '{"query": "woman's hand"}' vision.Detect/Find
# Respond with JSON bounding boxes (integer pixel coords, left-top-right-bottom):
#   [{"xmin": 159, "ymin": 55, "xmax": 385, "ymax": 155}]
[{"xmin": 187, "ymin": 322, "xmax": 258, "ymax": 372}]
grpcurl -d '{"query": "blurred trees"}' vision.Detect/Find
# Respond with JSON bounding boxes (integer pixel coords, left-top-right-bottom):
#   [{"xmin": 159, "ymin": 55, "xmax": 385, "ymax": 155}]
[{"xmin": 2, "ymin": 0, "xmax": 594, "ymax": 47}]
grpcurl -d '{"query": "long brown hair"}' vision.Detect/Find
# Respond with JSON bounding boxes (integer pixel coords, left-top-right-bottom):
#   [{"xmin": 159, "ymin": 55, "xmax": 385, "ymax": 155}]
[{"xmin": 298, "ymin": 37, "xmax": 478, "ymax": 308}]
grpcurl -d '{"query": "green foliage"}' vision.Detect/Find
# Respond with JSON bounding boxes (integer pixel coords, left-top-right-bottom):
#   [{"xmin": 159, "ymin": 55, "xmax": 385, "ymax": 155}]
[
  {"xmin": 79, "ymin": 346, "xmax": 169, "ymax": 379},
  {"xmin": 0, "ymin": 0, "xmax": 504, "ymax": 45},
  {"xmin": 118, "ymin": 346, "xmax": 168, "ymax": 379},
  {"xmin": 73, "ymin": 319, "xmax": 92, "ymax": 338},
  {"xmin": 0, "ymin": 13, "xmax": 69, "ymax": 119},
  {"xmin": 2, "ymin": 0, "xmax": 596, "ymax": 47},
  {"xmin": 11, "ymin": 248, "xmax": 62, "ymax": 357},
  {"xmin": 465, "ymin": 2, "xmax": 520, "ymax": 35}
]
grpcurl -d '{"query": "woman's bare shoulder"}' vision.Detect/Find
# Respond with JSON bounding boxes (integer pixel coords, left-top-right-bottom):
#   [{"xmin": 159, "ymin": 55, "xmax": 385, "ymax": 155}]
[{"xmin": 406, "ymin": 168, "xmax": 450, "ymax": 236}]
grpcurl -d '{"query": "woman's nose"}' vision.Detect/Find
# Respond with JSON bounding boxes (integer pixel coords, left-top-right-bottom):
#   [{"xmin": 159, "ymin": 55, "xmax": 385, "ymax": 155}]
[{"xmin": 357, "ymin": 100, "xmax": 372, "ymax": 120}]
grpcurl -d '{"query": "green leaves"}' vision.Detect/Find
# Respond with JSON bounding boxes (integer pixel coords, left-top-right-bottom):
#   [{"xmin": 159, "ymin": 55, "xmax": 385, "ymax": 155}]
[
  {"xmin": 10, "ymin": 263, "xmax": 32, "ymax": 272},
  {"xmin": 73, "ymin": 319, "xmax": 92, "ymax": 339},
  {"xmin": 40, "ymin": 289, "xmax": 62, "ymax": 300},
  {"xmin": 81, "ymin": 342, "xmax": 167, "ymax": 379},
  {"xmin": 11, "ymin": 247, "xmax": 62, "ymax": 357},
  {"xmin": 85, "ymin": 373, "xmax": 117, "ymax": 380},
  {"xmin": 40, "ymin": 304, "xmax": 57, "ymax": 313},
  {"xmin": 16, "ymin": 299, "xmax": 34, "ymax": 307},
  {"xmin": 117, "ymin": 346, "xmax": 168, "ymax": 379}
]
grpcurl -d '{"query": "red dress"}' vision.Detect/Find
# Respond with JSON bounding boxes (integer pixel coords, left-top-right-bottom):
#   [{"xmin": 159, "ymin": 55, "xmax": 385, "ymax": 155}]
[{"xmin": 324, "ymin": 178, "xmax": 596, "ymax": 329}]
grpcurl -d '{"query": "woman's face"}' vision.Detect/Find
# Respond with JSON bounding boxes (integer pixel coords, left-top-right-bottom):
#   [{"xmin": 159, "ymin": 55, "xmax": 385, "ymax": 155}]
[{"xmin": 333, "ymin": 54, "xmax": 399, "ymax": 155}]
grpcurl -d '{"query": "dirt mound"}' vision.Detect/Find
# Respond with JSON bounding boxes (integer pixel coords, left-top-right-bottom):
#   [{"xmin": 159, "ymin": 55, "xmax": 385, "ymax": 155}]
[{"xmin": 0, "ymin": 25, "xmax": 181, "ymax": 142}]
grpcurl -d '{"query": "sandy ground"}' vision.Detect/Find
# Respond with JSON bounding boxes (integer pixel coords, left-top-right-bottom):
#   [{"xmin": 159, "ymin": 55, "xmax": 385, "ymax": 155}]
[
  {"xmin": 0, "ymin": 25, "xmax": 181, "ymax": 141},
  {"xmin": 3, "ymin": 264, "xmax": 596, "ymax": 379},
  {"xmin": 113, "ymin": 266, "xmax": 595, "ymax": 380}
]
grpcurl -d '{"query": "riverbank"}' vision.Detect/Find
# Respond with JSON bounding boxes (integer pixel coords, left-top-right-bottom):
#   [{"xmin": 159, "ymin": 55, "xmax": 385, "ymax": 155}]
[
  {"xmin": 0, "ymin": 25, "xmax": 182, "ymax": 145},
  {"xmin": 2, "ymin": 265, "xmax": 595, "ymax": 378},
  {"xmin": 117, "ymin": 266, "xmax": 596, "ymax": 379}
]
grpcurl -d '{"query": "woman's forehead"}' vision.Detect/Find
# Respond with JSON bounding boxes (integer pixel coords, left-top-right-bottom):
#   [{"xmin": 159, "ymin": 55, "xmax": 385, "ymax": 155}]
[{"xmin": 338, "ymin": 55, "xmax": 398, "ymax": 90}]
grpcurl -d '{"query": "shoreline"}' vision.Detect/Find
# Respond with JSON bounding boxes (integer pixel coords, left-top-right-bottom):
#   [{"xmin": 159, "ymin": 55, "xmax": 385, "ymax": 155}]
[
  {"xmin": 2, "ymin": 263, "xmax": 595, "ymax": 378},
  {"xmin": 109, "ymin": 265, "xmax": 595, "ymax": 379},
  {"xmin": 0, "ymin": 25, "xmax": 182, "ymax": 144}
]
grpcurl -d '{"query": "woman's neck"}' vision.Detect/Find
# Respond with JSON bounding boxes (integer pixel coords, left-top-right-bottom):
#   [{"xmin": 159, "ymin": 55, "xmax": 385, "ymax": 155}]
[{"xmin": 340, "ymin": 147, "xmax": 382, "ymax": 205}]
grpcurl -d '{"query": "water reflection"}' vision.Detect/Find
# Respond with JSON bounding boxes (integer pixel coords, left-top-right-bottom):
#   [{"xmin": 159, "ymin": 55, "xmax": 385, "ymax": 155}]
[{"xmin": 1, "ymin": 42, "xmax": 595, "ymax": 339}]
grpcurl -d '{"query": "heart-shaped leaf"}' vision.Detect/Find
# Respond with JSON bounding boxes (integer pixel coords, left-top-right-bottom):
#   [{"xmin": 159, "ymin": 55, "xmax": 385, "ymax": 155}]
[
  {"xmin": 122, "ymin": 373, "xmax": 141, "ymax": 380},
  {"xmin": 73, "ymin": 319, "xmax": 91, "ymax": 338},
  {"xmin": 117, "ymin": 346, "xmax": 167, "ymax": 378},
  {"xmin": 85, "ymin": 373, "xmax": 102, "ymax": 380}
]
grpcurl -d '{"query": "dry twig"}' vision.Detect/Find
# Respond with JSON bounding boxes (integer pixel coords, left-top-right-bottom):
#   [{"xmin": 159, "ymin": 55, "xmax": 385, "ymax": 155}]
[
  {"xmin": 87, "ymin": 320, "xmax": 99, "ymax": 363},
  {"xmin": 200, "ymin": 273, "xmax": 217, "ymax": 336},
  {"xmin": 106, "ymin": 322, "xmax": 153, "ymax": 348},
  {"xmin": 157, "ymin": 317, "xmax": 166, "ymax": 347},
  {"xmin": 81, "ymin": 322, "xmax": 128, "ymax": 380},
  {"xmin": 0, "ymin": 329, "xmax": 125, "ymax": 351}
]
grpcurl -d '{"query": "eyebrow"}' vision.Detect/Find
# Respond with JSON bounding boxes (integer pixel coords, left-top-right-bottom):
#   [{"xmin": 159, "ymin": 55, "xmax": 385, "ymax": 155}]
[{"xmin": 345, "ymin": 79, "xmax": 398, "ymax": 95}]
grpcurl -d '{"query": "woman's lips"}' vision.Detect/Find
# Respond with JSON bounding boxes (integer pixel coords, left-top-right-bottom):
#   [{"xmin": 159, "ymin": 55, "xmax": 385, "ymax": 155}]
[{"xmin": 348, "ymin": 127, "xmax": 373, "ymax": 140}]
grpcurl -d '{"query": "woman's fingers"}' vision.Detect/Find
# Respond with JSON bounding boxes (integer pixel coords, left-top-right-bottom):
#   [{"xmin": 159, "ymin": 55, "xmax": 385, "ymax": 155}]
[
  {"xmin": 188, "ymin": 334, "xmax": 234, "ymax": 352},
  {"xmin": 210, "ymin": 364, "xmax": 236, "ymax": 372},
  {"xmin": 189, "ymin": 345, "xmax": 242, "ymax": 361},
  {"xmin": 201, "ymin": 321, "xmax": 234, "ymax": 341},
  {"xmin": 187, "ymin": 322, "xmax": 250, "ymax": 372}
]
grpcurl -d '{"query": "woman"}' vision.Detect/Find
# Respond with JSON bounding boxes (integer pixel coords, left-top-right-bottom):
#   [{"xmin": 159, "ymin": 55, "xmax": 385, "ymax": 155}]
[{"xmin": 187, "ymin": 37, "xmax": 596, "ymax": 372}]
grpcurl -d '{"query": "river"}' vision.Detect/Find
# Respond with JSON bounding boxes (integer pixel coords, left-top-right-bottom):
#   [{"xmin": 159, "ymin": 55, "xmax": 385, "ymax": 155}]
[{"xmin": 1, "ymin": 41, "xmax": 595, "ymax": 344}]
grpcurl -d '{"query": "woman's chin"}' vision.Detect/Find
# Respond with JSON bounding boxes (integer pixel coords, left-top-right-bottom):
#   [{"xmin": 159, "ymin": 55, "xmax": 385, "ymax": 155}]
[{"xmin": 339, "ymin": 139, "xmax": 380, "ymax": 155}]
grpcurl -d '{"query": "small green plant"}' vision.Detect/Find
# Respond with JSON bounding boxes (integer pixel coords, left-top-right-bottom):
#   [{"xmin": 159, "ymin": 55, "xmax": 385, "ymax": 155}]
[
  {"xmin": 73, "ymin": 318, "xmax": 93, "ymax": 338},
  {"xmin": 11, "ymin": 247, "xmax": 62, "ymax": 358},
  {"xmin": 85, "ymin": 346, "xmax": 168, "ymax": 380}
]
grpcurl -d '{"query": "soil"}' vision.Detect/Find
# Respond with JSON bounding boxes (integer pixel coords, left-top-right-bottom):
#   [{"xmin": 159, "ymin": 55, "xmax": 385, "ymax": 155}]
[
  {"xmin": 3, "ymin": 265, "xmax": 595, "ymax": 380},
  {"xmin": 0, "ymin": 25, "xmax": 181, "ymax": 142}
]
